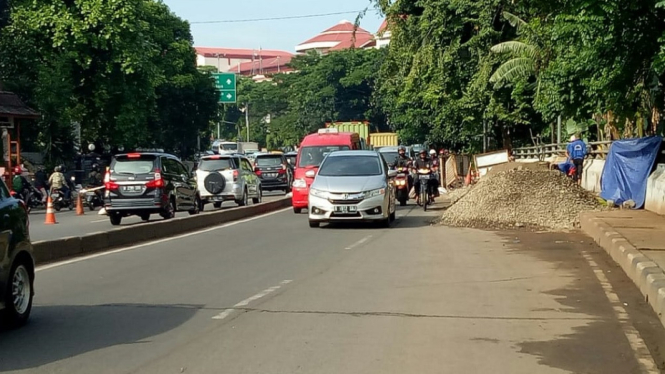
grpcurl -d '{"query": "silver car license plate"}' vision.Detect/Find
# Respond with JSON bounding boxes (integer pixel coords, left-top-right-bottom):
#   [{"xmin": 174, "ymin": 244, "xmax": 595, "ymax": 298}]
[
  {"xmin": 122, "ymin": 185, "xmax": 142, "ymax": 192},
  {"xmin": 334, "ymin": 206, "xmax": 358, "ymax": 213}
]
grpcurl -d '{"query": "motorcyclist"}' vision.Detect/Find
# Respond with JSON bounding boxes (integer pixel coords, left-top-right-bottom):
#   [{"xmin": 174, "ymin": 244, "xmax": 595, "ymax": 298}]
[
  {"xmin": 48, "ymin": 165, "xmax": 71, "ymax": 200},
  {"xmin": 34, "ymin": 166, "xmax": 48, "ymax": 203},
  {"xmin": 88, "ymin": 164, "xmax": 103, "ymax": 186},
  {"xmin": 412, "ymin": 150, "xmax": 435, "ymax": 204},
  {"xmin": 392, "ymin": 146, "xmax": 413, "ymax": 189},
  {"xmin": 429, "ymin": 149, "xmax": 441, "ymax": 200},
  {"xmin": 87, "ymin": 163, "xmax": 104, "ymax": 205},
  {"xmin": 12, "ymin": 166, "xmax": 32, "ymax": 202}
]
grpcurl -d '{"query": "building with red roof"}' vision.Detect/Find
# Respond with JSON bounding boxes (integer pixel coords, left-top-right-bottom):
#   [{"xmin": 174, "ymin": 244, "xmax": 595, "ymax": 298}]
[
  {"xmin": 195, "ymin": 47, "xmax": 293, "ymax": 74},
  {"xmin": 295, "ymin": 20, "xmax": 375, "ymax": 54},
  {"xmin": 375, "ymin": 19, "xmax": 392, "ymax": 49}
]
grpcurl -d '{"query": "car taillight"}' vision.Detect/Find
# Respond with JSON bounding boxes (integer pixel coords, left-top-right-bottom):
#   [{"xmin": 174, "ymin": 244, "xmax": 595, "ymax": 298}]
[
  {"xmin": 254, "ymin": 167, "xmax": 262, "ymax": 176},
  {"xmin": 105, "ymin": 181, "xmax": 119, "ymax": 190},
  {"xmin": 278, "ymin": 165, "xmax": 286, "ymax": 174},
  {"xmin": 146, "ymin": 169, "xmax": 164, "ymax": 188},
  {"xmin": 233, "ymin": 169, "xmax": 239, "ymax": 181}
]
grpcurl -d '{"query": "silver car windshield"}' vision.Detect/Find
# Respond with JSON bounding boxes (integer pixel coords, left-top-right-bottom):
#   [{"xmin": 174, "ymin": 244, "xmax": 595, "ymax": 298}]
[{"xmin": 318, "ymin": 156, "xmax": 382, "ymax": 177}]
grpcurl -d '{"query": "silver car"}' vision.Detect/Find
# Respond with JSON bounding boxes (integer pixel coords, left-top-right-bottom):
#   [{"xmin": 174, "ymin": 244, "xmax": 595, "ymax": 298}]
[
  {"xmin": 308, "ymin": 150, "xmax": 397, "ymax": 228},
  {"xmin": 195, "ymin": 154, "xmax": 261, "ymax": 208}
]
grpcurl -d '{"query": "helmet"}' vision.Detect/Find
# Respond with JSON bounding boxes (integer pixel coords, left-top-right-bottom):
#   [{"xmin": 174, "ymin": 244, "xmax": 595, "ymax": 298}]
[
  {"xmin": 398, "ymin": 146, "xmax": 406, "ymax": 153},
  {"xmin": 419, "ymin": 149, "xmax": 427, "ymax": 155},
  {"xmin": 429, "ymin": 149, "xmax": 436, "ymax": 155},
  {"xmin": 55, "ymin": 166, "xmax": 62, "ymax": 172},
  {"xmin": 14, "ymin": 166, "xmax": 21, "ymax": 174},
  {"xmin": 439, "ymin": 149, "xmax": 445, "ymax": 154}
]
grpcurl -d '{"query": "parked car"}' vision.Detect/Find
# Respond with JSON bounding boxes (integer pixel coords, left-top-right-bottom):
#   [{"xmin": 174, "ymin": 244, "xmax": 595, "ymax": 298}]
[
  {"xmin": 104, "ymin": 152, "xmax": 201, "ymax": 226},
  {"xmin": 0, "ymin": 178, "xmax": 35, "ymax": 328},
  {"xmin": 195, "ymin": 154, "xmax": 262, "ymax": 209},
  {"xmin": 253, "ymin": 153, "xmax": 292, "ymax": 193},
  {"xmin": 308, "ymin": 150, "xmax": 397, "ymax": 228}
]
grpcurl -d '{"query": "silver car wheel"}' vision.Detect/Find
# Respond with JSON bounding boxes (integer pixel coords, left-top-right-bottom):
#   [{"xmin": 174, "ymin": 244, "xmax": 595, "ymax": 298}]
[{"xmin": 12, "ymin": 265, "xmax": 31, "ymax": 315}]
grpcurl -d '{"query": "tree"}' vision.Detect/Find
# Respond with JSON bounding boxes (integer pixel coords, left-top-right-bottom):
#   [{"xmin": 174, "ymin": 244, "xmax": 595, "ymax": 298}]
[{"xmin": 0, "ymin": 0, "xmax": 219, "ymax": 162}]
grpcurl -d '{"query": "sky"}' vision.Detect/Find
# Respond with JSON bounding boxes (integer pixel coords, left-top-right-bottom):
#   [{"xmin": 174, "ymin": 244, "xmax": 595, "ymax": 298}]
[{"xmin": 161, "ymin": 0, "xmax": 384, "ymax": 52}]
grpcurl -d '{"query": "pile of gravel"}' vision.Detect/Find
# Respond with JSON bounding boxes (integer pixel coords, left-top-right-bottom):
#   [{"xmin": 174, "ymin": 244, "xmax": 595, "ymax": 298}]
[{"xmin": 440, "ymin": 169, "xmax": 603, "ymax": 231}]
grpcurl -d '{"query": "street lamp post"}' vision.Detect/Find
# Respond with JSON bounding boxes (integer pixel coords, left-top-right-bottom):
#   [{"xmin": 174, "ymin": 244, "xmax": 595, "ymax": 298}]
[{"xmin": 244, "ymin": 103, "xmax": 250, "ymax": 142}]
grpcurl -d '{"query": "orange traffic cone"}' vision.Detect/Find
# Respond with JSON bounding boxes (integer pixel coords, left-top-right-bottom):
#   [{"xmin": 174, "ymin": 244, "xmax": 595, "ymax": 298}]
[
  {"xmin": 76, "ymin": 192, "xmax": 85, "ymax": 215},
  {"xmin": 45, "ymin": 196, "xmax": 57, "ymax": 224}
]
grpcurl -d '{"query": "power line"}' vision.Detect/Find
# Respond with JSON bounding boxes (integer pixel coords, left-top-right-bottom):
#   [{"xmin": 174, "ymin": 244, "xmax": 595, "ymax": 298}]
[{"xmin": 190, "ymin": 10, "xmax": 378, "ymax": 24}]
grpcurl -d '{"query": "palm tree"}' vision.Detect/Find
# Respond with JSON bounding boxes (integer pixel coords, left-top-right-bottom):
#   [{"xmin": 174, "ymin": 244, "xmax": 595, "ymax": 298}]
[{"xmin": 489, "ymin": 12, "xmax": 540, "ymax": 86}]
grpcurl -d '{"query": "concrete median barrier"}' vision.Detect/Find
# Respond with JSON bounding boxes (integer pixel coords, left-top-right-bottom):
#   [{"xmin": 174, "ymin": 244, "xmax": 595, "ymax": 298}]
[{"xmin": 33, "ymin": 197, "xmax": 291, "ymax": 265}]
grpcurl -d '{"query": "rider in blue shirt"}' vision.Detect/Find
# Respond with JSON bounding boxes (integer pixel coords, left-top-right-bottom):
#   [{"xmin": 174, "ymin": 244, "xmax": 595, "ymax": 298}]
[{"xmin": 566, "ymin": 135, "xmax": 587, "ymax": 185}]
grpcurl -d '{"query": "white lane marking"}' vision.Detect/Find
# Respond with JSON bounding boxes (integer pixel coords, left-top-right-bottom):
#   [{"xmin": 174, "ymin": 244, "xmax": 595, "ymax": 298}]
[
  {"xmin": 212, "ymin": 280, "xmax": 292, "ymax": 320},
  {"xmin": 581, "ymin": 251, "xmax": 660, "ymax": 373},
  {"xmin": 37, "ymin": 207, "xmax": 291, "ymax": 272},
  {"xmin": 345, "ymin": 235, "xmax": 373, "ymax": 250},
  {"xmin": 90, "ymin": 219, "xmax": 107, "ymax": 223}
]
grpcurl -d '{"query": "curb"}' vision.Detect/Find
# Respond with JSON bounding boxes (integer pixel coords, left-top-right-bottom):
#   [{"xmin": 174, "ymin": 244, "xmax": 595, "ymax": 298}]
[
  {"xmin": 580, "ymin": 212, "xmax": 665, "ymax": 327},
  {"xmin": 33, "ymin": 197, "xmax": 291, "ymax": 265}
]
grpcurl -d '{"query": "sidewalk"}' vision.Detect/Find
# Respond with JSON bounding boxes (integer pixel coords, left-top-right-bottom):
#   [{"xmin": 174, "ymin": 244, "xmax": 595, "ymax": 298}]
[{"xmin": 581, "ymin": 210, "xmax": 665, "ymax": 328}]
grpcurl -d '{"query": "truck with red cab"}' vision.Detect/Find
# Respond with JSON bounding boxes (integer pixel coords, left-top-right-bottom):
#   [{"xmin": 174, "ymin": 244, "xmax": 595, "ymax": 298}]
[{"xmin": 291, "ymin": 128, "xmax": 364, "ymax": 213}]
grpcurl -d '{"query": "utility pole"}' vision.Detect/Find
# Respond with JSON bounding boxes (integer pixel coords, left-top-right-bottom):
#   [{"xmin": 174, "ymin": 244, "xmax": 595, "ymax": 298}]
[
  {"xmin": 245, "ymin": 102, "xmax": 250, "ymax": 142},
  {"xmin": 557, "ymin": 115, "xmax": 562, "ymax": 145}
]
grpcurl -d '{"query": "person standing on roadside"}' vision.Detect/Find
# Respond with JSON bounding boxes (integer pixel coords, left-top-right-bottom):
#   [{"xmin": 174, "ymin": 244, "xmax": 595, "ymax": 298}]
[{"xmin": 566, "ymin": 135, "xmax": 587, "ymax": 185}]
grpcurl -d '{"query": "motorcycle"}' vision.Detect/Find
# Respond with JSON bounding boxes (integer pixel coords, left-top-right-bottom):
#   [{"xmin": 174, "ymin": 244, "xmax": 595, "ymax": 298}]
[
  {"xmin": 416, "ymin": 168, "xmax": 433, "ymax": 211},
  {"xmin": 394, "ymin": 166, "xmax": 410, "ymax": 206},
  {"xmin": 50, "ymin": 176, "xmax": 77, "ymax": 212},
  {"xmin": 13, "ymin": 186, "xmax": 44, "ymax": 213},
  {"xmin": 25, "ymin": 186, "xmax": 45, "ymax": 212},
  {"xmin": 84, "ymin": 185, "xmax": 105, "ymax": 211}
]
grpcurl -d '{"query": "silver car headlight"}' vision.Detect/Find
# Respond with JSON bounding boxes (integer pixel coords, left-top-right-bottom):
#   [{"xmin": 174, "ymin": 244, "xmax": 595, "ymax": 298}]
[
  {"xmin": 310, "ymin": 188, "xmax": 329, "ymax": 199},
  {"xmin": 365, "ymin": 187, "xmax": 386, "ymax": 198}
]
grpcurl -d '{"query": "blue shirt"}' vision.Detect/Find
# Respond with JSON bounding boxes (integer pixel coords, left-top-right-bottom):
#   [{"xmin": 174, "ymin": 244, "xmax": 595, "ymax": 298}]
[{"xmin": 567, "ymin": 139, "xmax": 587, "ymax": 160}]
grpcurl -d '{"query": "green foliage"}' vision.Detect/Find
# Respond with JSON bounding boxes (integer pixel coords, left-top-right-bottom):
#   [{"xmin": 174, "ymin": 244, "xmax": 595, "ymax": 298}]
[
  {"xmin": 0, "ymin": 0, "xmax": 218, "ymax": 163},
  {"xmin": 220, "ymin": 48, "xmax": 387, "ymax": 149}
]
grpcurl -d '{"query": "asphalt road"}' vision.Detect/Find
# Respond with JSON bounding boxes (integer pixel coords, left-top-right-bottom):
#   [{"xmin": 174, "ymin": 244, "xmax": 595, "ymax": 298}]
[
  {"xmin": 28, "ymin": 191, "xmax": 286, "ymax": 242},
  {"xmin": 2, "ymin": 203, "xmax": 665, "ymax": 373}
]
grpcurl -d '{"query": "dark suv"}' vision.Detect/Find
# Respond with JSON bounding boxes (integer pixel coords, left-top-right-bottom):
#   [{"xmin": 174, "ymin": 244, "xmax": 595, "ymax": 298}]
[
  {"xmin": 253, "ymin": 153, "xmax": 292, "ymax": 193},
  {"xmin": 0, "ymin": 178, "xmax": 34, "ymax": 328},
  {"xmin": 104, "ymin": 152, "xmax": 201, "ymax": 225}
]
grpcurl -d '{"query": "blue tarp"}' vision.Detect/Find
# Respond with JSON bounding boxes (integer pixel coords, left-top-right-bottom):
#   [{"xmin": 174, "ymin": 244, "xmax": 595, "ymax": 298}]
[{"xmin": 600, "ymin": 136, "xmax": 663, "ymax": 208}]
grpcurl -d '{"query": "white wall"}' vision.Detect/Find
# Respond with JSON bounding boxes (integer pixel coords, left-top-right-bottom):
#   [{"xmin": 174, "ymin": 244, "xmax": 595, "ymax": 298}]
[{"xmin": 646, "ymin": 164, "xmax": 665, "ymax": 215}]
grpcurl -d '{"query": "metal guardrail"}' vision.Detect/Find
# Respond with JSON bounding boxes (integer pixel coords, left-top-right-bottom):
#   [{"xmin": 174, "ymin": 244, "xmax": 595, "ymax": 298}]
[{"xmin": 513, "ymin": 141, "xmax": 614, "ymax": 161}]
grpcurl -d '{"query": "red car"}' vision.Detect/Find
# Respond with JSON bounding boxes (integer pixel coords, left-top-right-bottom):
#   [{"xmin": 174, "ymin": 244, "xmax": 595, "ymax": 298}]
[{"xmin": 291, "ymin": 128, "xmax": 364, "ymax": 213}]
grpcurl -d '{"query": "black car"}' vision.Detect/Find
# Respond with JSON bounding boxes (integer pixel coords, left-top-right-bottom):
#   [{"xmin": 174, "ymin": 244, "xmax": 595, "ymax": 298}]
[
  {"xmin": 0, "ymin": 178, "xmax": 35, "ymax": 328},
  {"xmin": 253, "ymin": 153, "xmax": 292, "ymax": 193},
  {"xmin": 104, "ymin": 152, "xmax": 201, "ymax": 225}
]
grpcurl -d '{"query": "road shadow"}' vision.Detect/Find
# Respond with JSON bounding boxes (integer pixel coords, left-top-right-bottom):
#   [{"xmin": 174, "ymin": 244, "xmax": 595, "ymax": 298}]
[
  {"xmin": 0, "ymin": 303, "xmax": 200, "ymax": 372},
  {"xmin": 499, "ymin": 231, "xmax": 665, "ymax": 373}
]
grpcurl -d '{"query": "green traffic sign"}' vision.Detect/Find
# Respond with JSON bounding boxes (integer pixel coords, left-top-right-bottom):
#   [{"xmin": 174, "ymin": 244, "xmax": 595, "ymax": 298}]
[
  {"xmin": 220, "ymin": 90, "xmax": 236, "ymax": 103},
  {"xmin": 212, "ymin": 72, "xmax": 237, "ymax": 103}
]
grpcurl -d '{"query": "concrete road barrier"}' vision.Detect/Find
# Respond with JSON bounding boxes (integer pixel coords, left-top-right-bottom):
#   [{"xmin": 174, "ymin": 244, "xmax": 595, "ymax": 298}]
[{"xmin": 33, "ymin": 197, "xmax": 291, "ymax": 265}]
